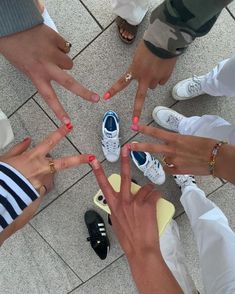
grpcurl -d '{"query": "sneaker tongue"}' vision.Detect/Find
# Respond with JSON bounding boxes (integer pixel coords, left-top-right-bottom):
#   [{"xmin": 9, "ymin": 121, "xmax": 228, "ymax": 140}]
[{"xmin": 104, "ymin": 129, "xmax": 117, "ymax": 138}]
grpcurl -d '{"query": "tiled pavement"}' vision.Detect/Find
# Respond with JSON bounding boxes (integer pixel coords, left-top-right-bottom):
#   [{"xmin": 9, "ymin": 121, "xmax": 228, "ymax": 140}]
[{"xmin": 0, "ymin": 1, "xmax": 235, "ymax": 293}]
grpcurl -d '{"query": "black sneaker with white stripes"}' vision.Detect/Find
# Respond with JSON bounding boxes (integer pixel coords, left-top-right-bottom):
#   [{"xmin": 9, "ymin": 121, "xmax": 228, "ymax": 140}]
[
  {"xmin": 85, "ymin": 210, "xmax": 110, "ymax": 260},
  {"xmin": 173, "ymin": 175, "xmax": 197, "ymax": 191}
]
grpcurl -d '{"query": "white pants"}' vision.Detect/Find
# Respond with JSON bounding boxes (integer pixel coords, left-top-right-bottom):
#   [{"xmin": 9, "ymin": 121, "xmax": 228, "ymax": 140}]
[
  {"xmin": 200, "ymin": 55, "xmax": 235, "ymax": 97},
  {"xmin": 111, "ymin": 0, "xmax": 148, "ymax": 25},
  {"xmin": 161, "ymin": 186, "xmax": 235, "ymax": 294},
  {"xmin": 178, "ymin": 57, "xmax": 235, "ymax": 144},
  {"xmin": 0, "ymin": 109, "xmax": 14, "ymax": 150}
]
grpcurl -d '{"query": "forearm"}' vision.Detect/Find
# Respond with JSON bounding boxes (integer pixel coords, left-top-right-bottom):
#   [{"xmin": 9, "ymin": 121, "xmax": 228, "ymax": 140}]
[
  {"xmin": 144, "ymin": 0, "xmax": 232, "ymax": 58},
  {"xmin": 0, "ymin": 0, "xmax": 43, "ymax": 38},
  {"xmin": 128, "ymin": 252, "xmax": 183, "ymax": 294},
  {"xmin": 215, "ymin": 144, "xmax": 235, "ymax": 185}
]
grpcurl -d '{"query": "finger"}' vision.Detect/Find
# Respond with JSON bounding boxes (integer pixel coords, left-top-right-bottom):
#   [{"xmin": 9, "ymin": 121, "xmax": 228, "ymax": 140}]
[
  {"xmin": 120, "ymin": 145, "xmax": 131, "ymax": 202},
  {"xmin": 56, "ymin": 34, "xmax": 72, "ymax": 54},
  {"xmin": 50, "ymin": 66, "xmax": 100, "ymax": 103},
  {"xmin": 90, "ymin": 159, "xmax": 116, "ymax": 206},
  {"xmin": 149, "ymin": 79, "xmax": 159, "ymax": 90},
  {"xmin": 137, "ymin": 125, "xmax": 176, "ymax": 142},
  {"xmin": 32, "ymin": 124, "xmax": 72, "ymax": 157},
  {"xmin": 36, "ymin": 79, "xmax": 70, "ymax": 124},
  {"xmin": 132, "ymin": 82, "xmax": 148, "ymax": 120},
  {"xmin": 3, "ymin": 137, "xmax": 31, "ymax": 158},
  {"xmin": 55, "ymin": 51, "xmax": 73, "ymax": 70},
  {"xmin": 135, "ymin": 183, "xmax": 155, "ymax": 205},
  {"xmin": 130, "ymin": 142, "xmax": 173, "ymax": 156},
  {"xmin": 103, "ymin": 70, "xmax": 133, "ymax": 100},
  {"xmin": 53, "ymin": 154, "xmax": 90, "ymax": 171}
]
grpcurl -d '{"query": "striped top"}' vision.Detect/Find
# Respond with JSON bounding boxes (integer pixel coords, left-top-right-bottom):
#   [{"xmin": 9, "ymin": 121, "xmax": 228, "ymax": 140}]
[{"xmin": 0, "ymin": 162, "xmax": 39, "ymax": 232}]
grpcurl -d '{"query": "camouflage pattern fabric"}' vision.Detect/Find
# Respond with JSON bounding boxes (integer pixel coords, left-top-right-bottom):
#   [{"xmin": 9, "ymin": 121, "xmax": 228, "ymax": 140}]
[{"xmin": 143, "ymin": 0, "xmax": 233, "ymax": 58}]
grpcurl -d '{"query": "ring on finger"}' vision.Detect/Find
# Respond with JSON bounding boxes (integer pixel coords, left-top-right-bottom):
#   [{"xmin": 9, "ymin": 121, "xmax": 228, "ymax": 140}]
[
  {"xmin": 48, "ymin": 159, "xmax": 56, "ymax": 174},
  {"xmin": 162, "ymin": 156, "xmax": 175, "ymax": 168},
  {"xmin": 125, "ymin": 72, "xmax": 133, "ymax": 82},
  {"xmin": 64, "ymin": 41, "xmax": 72, "ymax": 52}
]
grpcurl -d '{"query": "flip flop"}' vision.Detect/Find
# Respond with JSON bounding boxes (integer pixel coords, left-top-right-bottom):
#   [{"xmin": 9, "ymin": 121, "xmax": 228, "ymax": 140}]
[{"xmin": 116, "ymin": 16, "xmax": 138, "ymax": 44}]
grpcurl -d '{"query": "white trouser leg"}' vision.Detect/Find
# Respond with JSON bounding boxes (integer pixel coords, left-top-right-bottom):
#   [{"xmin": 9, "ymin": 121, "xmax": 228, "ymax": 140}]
[
  {"xmin": 181, "ymin": 186, "xmax": 235, "ymax": 294},
  {"xmin": 0, "ymin": 109, "xmax": 14, "ymax": 149},
  {"xmin": 160, "ymin": 220, "xmax": 198, "ymax": 293},
  {"xmin": 179, "ymin": 115, "xmax": 235, "ymax": 144},
  {"xmin": 111, "ymin": 0, "xmax": 148, "ymax": 25},
  {"xmin": 200, "ymin": 55, "xmax": 235, "ymax": 97}
]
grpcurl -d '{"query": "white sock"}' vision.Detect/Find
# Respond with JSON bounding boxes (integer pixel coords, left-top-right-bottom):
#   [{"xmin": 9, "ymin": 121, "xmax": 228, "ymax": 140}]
[{"xmin": 42, "ymin": 8, "xmax": 58, "ymax": 32}]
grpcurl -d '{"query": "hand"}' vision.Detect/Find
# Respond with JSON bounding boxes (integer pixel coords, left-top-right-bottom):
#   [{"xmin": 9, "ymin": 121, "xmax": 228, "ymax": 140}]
[
  {"xmin": 90, "ymin": 145, "xmax": 161, "ymax": 259},
  {"xmin": 104, "ymin": 40, "xmax": 177, "ymax": 123},
  {"xmin": 130, "ymin": 125, "xmax": 218, "ymax": 175},
  {"xmin": 0, "ymin": 124, "xmax": 91, "ymax": 192},
  {"xmin": 0, "ymin": 124, "xmax": 92, "ymax": 244},
  {"xmin": 0, "ymin": 24, "xmax": 100, "ymax": 124}
]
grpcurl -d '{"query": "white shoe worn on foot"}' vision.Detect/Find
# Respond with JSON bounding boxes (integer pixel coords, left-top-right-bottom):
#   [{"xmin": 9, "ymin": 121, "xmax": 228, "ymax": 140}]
[
  {"xmin": 102, "ymin": 110, "xmax": 120, "ymax": 163},
  {"xmin": 172, "ymin": 75, "xmax": 205, "ymax": 101},
  {"xmin": 152, "ymin": 106, "xmax": 185, "ymax": 132},
  {"xmin": 174, "ymin": 175, "xmax": 197, "ymax": 191},
  {"xmin": 130, "ymin": 149, "xmax": 165, "ymax": 185}
]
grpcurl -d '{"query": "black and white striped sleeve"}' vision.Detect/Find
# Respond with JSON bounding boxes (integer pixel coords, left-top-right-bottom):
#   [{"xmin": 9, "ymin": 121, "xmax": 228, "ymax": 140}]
[{"xmin": 0, "ymin": 162, "xmax": 39, "ymax": 232}]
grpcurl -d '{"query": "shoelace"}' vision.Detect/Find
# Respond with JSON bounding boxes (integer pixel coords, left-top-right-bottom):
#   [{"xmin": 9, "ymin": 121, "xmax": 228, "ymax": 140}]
[
  {"xmin": 87, "ymin": 227, "xmax": 104, "ymax": 246},
  {"xmin": 174, "ymin": 175, "xmax": 195, "ymax": 185},
  {"xmin": 188, "ymin": 75, "xmax": 202, "ymax": 95},
  {"xmin": 102, "ymin": 137, "xmax": 119, "ymax": 153},
  {"xmin": 166, "ymin": 114, "xmax": 182, "ymax": 130},
  {"xmin": 144, "ymin": 159, "xmax": 161, "ymax": 181}
]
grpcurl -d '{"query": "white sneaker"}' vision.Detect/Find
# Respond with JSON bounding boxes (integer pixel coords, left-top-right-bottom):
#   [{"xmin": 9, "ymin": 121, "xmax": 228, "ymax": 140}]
[
  {"xmin": 174, "ymin": 175, "xmax": 197, "ymax": 191},
  {"xmin": 172, "ymin": 75, "xmax": 205, "ymax": 101},
  {"xmin": 130, "ymin": 149, "xmax": 165, "ymax": 185},
  {"xmin": 152, "ymin": 106, "xmax": 185, "ymax": 132},
  {"xmin": 102, "ymin": 110, "xmax": 120, "ymax": 163}
]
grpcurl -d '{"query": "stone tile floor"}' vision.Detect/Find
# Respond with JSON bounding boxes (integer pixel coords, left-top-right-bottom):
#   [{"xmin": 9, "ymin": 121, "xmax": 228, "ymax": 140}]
[{"xmin": 0, "ymin": 1, "xmax": 235, "ymax": 293}]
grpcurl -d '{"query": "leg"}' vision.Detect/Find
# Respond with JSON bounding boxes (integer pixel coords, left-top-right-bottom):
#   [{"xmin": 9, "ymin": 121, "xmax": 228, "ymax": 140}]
[
  {"xmin": 181, "ymin": 185, "xmax": 235, "ymax": 293},
  {"xmin": 112, "ymin": 0, "xmax": 148, "ymax": 25},
  {"xmin": 160, "ymin": 220, "xmax": 198, "ymax": 293},
  {"xmin": 201, "ymin": 55, "xmax": 235, "ymax": 97}
]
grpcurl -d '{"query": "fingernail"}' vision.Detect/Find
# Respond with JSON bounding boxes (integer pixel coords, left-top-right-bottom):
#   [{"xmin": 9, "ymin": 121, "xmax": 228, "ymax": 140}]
[
  {"xmin": 103, "ymin": 92, "xmax": 111, "ymax": 100},
  {"xmin": 91, "ymin": 158, "xmax": 100, "ymax": 170},
  {"xmin": 62, "ymin": 116, "xmax": 71, "ymax": 125},
  {"xmin": 66, "ymin": 123, "xmax": 73, "ymax": 131},
  {"xmin": 91, "ymin": 94, "xmax": 100, "ymax": 102},
  {"xmin": 88, "ymin": 155, "xmax": 96, "ymax": 162},
  {"xmin": 126, "ymin": 143, "xmax": 131, "ymax": 151},
  {"xmin": 131, "ymin": 124, "xmax": 139, "ymax": 131},
  {"xmin": 23, "ymin": 137, "xmax": 30, "ymax": 142},
  {"xmin": 133, "ymin": 116, "xmax": 139, "ymax": 125}
]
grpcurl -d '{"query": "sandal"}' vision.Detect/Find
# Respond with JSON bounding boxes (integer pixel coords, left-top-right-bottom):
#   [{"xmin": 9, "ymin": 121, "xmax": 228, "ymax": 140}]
[{"xmin": 116, "ymin": 16, "xmax": 138, "ymax": 44}]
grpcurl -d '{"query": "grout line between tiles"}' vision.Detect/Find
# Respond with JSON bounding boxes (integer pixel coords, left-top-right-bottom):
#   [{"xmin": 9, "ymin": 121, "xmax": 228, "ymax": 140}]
[
  {"xmin": 79, "ymin": 0, "xmax": 104, "ymax": 30},
  {"xmin": 226, "ymin": 6, "xmax": 235, "ymax": 21},
  {"xmin": 67, "ymin": 254, "xmax": 125, "ymax": 294},
  {"xmin": 29, "ymin": 223, "xmax": 84, "ymax": 283}
]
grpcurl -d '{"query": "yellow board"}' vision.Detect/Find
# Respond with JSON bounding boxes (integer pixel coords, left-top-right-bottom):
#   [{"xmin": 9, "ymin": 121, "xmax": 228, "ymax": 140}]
[{"xmin": 93, "ymin": 174, "xmax": 175, "ymax": 236}]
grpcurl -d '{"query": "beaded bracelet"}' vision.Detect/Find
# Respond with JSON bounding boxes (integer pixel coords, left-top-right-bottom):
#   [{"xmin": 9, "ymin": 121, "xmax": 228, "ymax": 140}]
[{"xmin": 208, "ymin": 141, "xmax": 227, "ymax": 177}]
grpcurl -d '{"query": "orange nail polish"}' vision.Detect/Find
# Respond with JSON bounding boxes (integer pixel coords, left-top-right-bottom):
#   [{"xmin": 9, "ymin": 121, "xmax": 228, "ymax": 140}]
[
  {"xmin": 133, "ymin": 116, "xmax": 139, "ymax": 125},
  {"xmin": 103, "ymin": 92, "xmax": 111, "ymax": 100},
  {"xmin": 23, "ymin": 137, "xmax": 30, "ymax": 142}
]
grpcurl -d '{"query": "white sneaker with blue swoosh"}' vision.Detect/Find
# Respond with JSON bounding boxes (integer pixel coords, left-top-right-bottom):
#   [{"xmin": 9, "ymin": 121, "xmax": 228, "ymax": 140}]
[{"xmin": 102, "ymin": 110, "xmax": 120, "ymax": 163}]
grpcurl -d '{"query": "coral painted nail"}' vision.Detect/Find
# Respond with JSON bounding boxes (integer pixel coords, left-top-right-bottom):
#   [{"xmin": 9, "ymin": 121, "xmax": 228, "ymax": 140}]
[
  {"xmin": 131, "ymin": 124, "xmax": 139, "ymax": 131},
  {"xmin": 133, "ymin": 116, "xmax": 139, "ymax": 125},
  {"xmin": 66, "ymin": 123, "xmax": 73, "ymax": 130},
  {"xmin": 88, "ymin": 155, "xmax": 96, "ymax": 162},
  {"xmin": 103, "ymin": 92, "xmax": 111, "ymax": 100}
]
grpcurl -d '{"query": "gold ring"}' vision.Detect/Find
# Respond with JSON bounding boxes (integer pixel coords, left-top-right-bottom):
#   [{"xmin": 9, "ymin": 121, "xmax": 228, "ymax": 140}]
[
  {"xmin": 162, "ymin": 157, "xmax": 175, "ymax": 168},
  {"xmin": 65, "ymin": 41, "xmax": 72, "ymax": 49},
  {"xmin": 125, "ymin": 72, "xmax": 133, "ymax": 82},
  {"xmin": 48, "ymin": 159, "xmax": 56, "ymax": 174}
]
